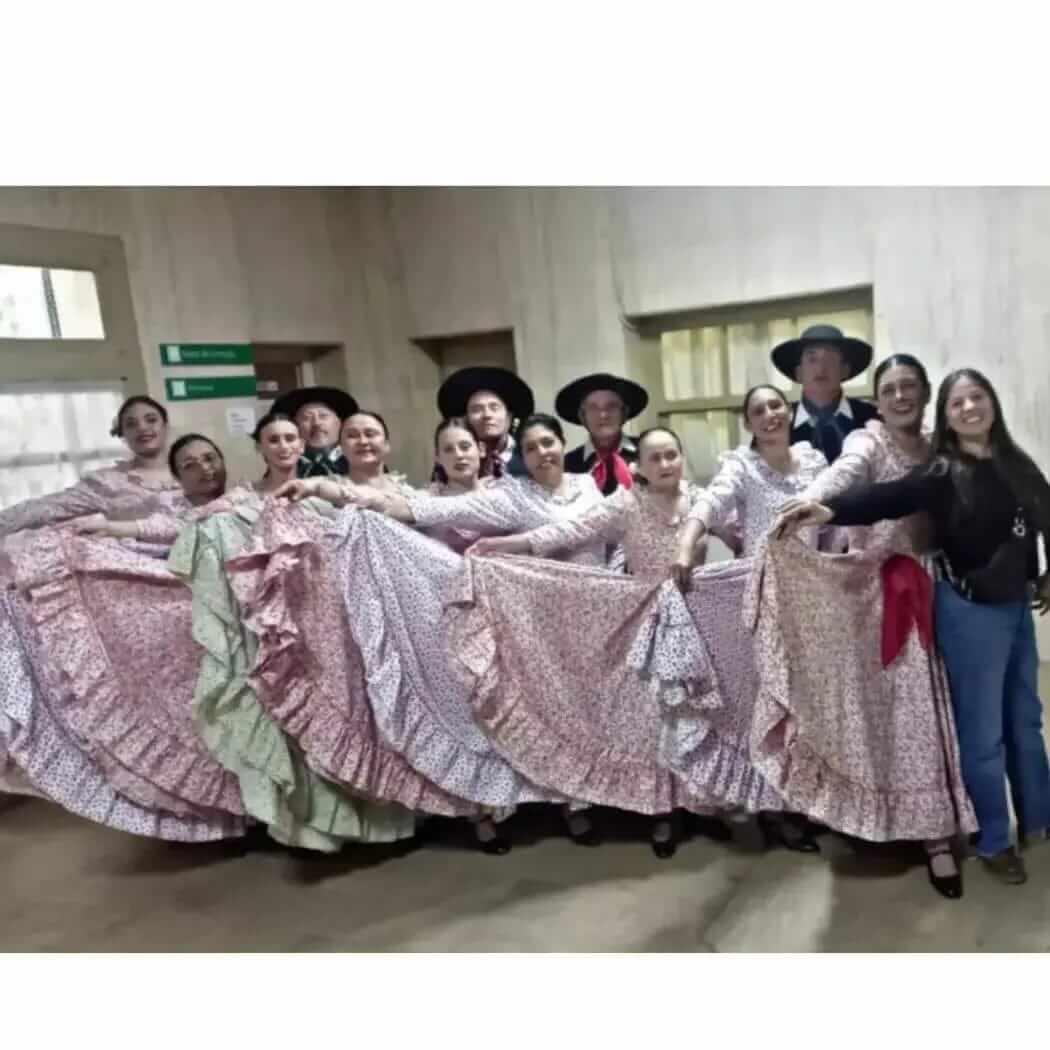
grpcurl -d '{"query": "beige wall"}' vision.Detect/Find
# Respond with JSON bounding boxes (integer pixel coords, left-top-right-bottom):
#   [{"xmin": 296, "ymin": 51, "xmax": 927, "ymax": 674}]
[
  {"xmin": 341, "ymin": 187, "xmax": 1050, "ymax": 479},
  {"xmin": 3, "ymin": 186, "xmax": 1049, "ymax": 657},
  {"xmin": 339, "ymin": 186, "xmax": 1050, "ymax": 653},
  {"xmin": 7, "ymin": 186, "xmax": 1045, "ymax": 483},
  {"xmin": 0, "ymin": 188, "xmax": 357, "ymax": 482}
]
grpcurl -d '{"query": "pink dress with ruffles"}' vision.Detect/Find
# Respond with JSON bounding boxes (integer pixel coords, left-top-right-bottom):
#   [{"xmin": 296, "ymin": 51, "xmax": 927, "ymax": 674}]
[
  {"xmin": 0, "ymin": 586, "xmax": 239, "ymax": 840},
  {"xmin": 224, "ymin": 499, "xmax": 480, "ymax": 818},
  {"xmin": 3, "ymin": 520, "xmax": 245, "ymax": 826},
  {"xmin": 0, "ymin": 462, "xmax": 183, "ymax": 538},
  {"xmin": 748, "ymin": 421, "xmax": 976, "ymax": 840},
  {"xmin": 652, "ymin": 444, "xmax": 828, "ymax": 810},
  {"xmin": 435, "ymin": 482, "xmax": 740, "ymax": 813}
]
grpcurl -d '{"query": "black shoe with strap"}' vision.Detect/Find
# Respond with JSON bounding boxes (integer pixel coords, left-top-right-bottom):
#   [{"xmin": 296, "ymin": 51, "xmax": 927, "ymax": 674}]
[
  {"xmin": 650, "ymin": 815, "xmax": 681, "ymax": 859},
  {"xmin": 924, "ymin": 843, "xmax": 963, "ymax": 900},
  {"xmin": 758, "ymin": 813, "xmax": 820, "ymax": 853},
  {"xmin": 567, "ymin": 817, "xmax": 602, "ymax": 847}
]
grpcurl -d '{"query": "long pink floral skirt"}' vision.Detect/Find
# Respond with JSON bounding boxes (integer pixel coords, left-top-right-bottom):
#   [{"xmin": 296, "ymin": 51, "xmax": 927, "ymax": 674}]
[{"xmin": 747, "ymin": 538, "xmax": 976, "ymax": 840}]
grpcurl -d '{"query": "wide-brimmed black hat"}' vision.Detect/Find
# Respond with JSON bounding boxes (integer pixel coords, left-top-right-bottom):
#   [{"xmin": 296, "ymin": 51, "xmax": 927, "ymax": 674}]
[
  {"xmin": 555, "ymin": 373, "xmax": 649, "ymax": 424},
  {"xmin": 270, "ymin": 386, "xmax": 359, "ymax": 421},
  {"xmin": 437, "ymin": 367, "xmax": 535, "ymax": 421},
  {"xmin": 771, "ymin": 324, "xmax": 873, "ymax": 382}
]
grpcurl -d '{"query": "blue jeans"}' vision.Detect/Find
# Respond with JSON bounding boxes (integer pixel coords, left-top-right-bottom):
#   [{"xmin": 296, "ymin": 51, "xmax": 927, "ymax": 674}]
[{"xmin": 935, "ymin": 580, "xmax": 1050, "ymax": 856}]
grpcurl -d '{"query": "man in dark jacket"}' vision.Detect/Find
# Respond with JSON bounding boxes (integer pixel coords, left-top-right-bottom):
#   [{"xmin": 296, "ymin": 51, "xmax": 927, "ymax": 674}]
[
  {"xmin": 270, "ymin": 386, "xmax": 359, "ymax": 478},
  {"xmin": 771, "ymin": 324, "xmax": 878, "ymax": 463},
  {"xmin": 437, "ymin": 367, "xmax": 535, "ymax": 479},
  {"xmin": 556, "ymin": 373, "xmax": 649, "ymax": 496}
]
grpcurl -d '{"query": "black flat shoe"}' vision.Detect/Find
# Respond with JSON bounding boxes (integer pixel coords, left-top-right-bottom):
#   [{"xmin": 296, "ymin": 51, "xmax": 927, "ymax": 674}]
[
  {"xmin": 925, "ymin": 851, "xmax": 963, "ymax": 900},
  {"xmin": 690, "ymin": 814, "xmax": 733, "ymax": 843},
  {"xmin": 478, "ymin": 833, "xmax": 512, "ymax": 856},
  {"xmin": 758, "ymin": 813, "xmax": 820, "ymax": 854},
  {"xmin": 651, "ymin": 837, "xmax": 678, "ymax": 859},
  {"xmin": 568, "ymin": 822, "xmax": 602, "ymax": 847}
]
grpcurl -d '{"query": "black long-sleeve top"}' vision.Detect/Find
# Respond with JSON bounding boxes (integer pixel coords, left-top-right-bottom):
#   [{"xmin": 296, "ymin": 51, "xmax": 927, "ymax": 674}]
[{"xmin": 827, "ymin": 458, "xmax": 1041, "ymax": 586}]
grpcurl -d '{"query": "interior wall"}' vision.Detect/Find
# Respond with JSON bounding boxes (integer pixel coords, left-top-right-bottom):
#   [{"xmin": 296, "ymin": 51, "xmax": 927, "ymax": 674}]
[
  {"xmin": 2, "ymin": 186, "xmax": 1048, "ymax": 654},
  {"xmin": 0, "ymin": 188, "xmax": 357, "ymax": 483},
  {"xmin": 4, "ymin": 186, "xmax": 1045, "ymax": 477},
  {"xmin": 339, "ymin": 187, "xmax": 1048, "ymax": 461},
  {"xmin": 338, "ymin": 185, "xmax": 1050, "ymax": 652}
]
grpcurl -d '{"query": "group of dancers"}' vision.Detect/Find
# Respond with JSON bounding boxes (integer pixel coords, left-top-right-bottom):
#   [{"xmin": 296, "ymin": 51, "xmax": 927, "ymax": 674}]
[{"xmin": 2, "ymin": 322, "xmax": 1049, "ymax": 903}]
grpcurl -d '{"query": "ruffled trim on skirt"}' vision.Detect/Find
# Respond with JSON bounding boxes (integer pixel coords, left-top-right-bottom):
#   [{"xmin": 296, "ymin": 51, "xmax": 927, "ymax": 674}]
[
  {"xmin": 10, "ymin": 529, "xmax": 244, "ymax": 820},
  {"xmin": 227, "ymin": 505, "xmax": 475, "ymax": 817},
  {"xmin": 0, "ymin": 590, "xmax": 240, "ymax": 841},
  {"xmin": 338, "ymin": 513, "xmax": 557, "ymax": 808},
  {"xmin": 170, "ymin": 512, "xmax": 417, "ymax": 849},
  {"xmin": 746, "ymin": 542, "xmax": 977, "ymax": 841},
  {"xmin": 447, "ymin": 554, "xmax": 722, "ymax": 814},
  {"xmin": 670, "ymin": 558, "xmax": 787, "ymax": 813}
]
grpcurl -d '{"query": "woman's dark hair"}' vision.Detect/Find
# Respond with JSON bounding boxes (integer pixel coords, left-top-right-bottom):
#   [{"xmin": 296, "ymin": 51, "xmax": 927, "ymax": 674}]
[
  {"xmin": 342, "ymin": 410, "xmax": 389, "ymax": 438},
  {"xmin": 933, "ymin": 368, "xmax": 1050, "ymax": 530},
  {"xmin": 637, "ymin": 426, "xmax": 682, "ymax": 453},
  {"xmin": 634, "ymin": 426, "xmax": 683, "ymax": 486},
  {"xmin": 111, "ymin": 396, "xmax": 168, "ymax": 438},
  {"xmin": 168, "ymin": 433, "xmax": 225, "ymax": 478},
  {"xmin": 431, "ymin": 417, "xmax": 478, "ymax": 484},
  {"xmin": 251, "ymin": 411, "xmax": 298, "ymax": 443},
  {"xmin": 873, "ymin": 354, "xmax": 931, "ymax": 395},
  {"xmin": 515, "ymin": 413, "xmax": 565, "ymax": 447}
]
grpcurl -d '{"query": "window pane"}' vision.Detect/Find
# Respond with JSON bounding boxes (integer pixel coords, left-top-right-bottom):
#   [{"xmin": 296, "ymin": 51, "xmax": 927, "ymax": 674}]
[
  {"xmin": 0, "ymin": 387, "xmax": 126, "ymax": 509},
  {"xmin": 0, "ymin": 264, "xmax": 51, "ymax": 337},
  {"xmin": 0, "ymin": 264, "xmax": 105, "ymax": 339},
  {"xmin": 660, "ymin": 326, "xmax": 725, "ymax": 400},
  {"xmin": 48, "ymin": 268, "xmax": 105, "ymax": 338},
  {"xmin": 669, "ymin": 409, "xmax": 738, "ymax": 484},
  {"xmin": 726, "ymin": 319, "xmax": 800, "ymax": 395}
]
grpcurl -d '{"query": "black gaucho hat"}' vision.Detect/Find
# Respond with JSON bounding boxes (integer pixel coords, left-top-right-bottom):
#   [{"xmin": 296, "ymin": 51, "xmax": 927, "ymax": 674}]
[
  {"xmin": 436, "ymin": 367, "xmax": 535, "ymax": 421},
  {"xmin": 555, "ymin": 373, "xmax": 649, "ymax": 424},
  {"xmin": 771, "ymin": 324, "xmax": 873, "ymax": 382},
  {"xmin": 270, "ymin": 386, "xmax": 359, "ymax": 421}
]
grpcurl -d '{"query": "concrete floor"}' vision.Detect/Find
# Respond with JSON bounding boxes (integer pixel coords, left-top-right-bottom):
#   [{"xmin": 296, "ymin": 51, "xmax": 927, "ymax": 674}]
[
  {"xmin": 4, "ymin": 798, "xmax": 1050, "ymax": 952},
  {"xmin": 6, "ymin": 669, "xmax": 1050, "ymax": 953}
]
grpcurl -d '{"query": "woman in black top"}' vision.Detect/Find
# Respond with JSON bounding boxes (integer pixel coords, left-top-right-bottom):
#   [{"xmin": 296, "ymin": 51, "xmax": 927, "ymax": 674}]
[{"xmin": 773, "ymin": 368, "xmax": 1050, "ymax": 886}]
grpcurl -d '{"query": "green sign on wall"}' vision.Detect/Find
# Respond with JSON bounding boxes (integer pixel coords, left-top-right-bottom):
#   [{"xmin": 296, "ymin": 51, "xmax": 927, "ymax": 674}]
[
  {"xmin": 165, "ymin": 376, "xmax": 257, "ymax": 401},
  {"xmin": 160, "ymin": 343, "xmax": 254, "ymax": 366}
]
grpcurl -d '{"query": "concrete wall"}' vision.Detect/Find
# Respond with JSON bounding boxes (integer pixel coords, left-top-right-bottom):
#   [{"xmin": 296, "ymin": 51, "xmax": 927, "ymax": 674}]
[
  {"xmin": 2, "ymin": 185, "xmax": 1048, "ymax": 647},
  {"xmin": 0, "ymin": 188, "xmax": 357, "ymax": 481},
  {"xmin": 6, "ymin": 186, "xmax": 1045, "ymax": 481},
  {"xmin": 341, "ymin": 187, "xmax": 1050, "ymax": 478}
]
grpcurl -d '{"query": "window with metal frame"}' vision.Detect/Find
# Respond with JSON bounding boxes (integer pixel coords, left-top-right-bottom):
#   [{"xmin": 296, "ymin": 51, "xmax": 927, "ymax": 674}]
[
  {"xmin": 633, "ymin": 289, "xmax": 874, "ymax": 483},
  {"xmin": 0, "ymin": 263, "xmax": 105, "ymax": 340},
  {"xmin": 0, "ymin": 382, "xmax": 127, "ymax": 509}
]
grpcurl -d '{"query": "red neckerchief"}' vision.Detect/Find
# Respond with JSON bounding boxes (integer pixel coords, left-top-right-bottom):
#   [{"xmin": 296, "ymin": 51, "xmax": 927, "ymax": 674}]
[{"xmin": 592, "ymin": 447, "xmax": 633, "ymax": 491}]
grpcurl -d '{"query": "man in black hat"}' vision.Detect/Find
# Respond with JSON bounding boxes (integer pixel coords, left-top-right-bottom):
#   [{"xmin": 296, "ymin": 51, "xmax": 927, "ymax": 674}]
[
  {"xmin": 436, "ymin": 367, "xmax": 535, "ymax": 479},
  {"xmin": 557, "ymin": 373, "xmax": 648, "ymax": 496},
  {"xmin": 270, "ymin": 386, "xmax": 359, "ymax": 478},
  {"xmin": 771, "ymin": 323, "xmax": 879, "ymax": 463}
]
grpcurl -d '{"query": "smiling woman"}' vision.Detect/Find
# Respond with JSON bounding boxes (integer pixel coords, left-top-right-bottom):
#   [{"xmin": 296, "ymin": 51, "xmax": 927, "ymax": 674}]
[
  {"xmin": 0, "ymin": 392, "xmax": 183, "ymax": 538},
  {"xmin": 773, "ymin": 366, "xmax": 1050, "ymax": 886}
]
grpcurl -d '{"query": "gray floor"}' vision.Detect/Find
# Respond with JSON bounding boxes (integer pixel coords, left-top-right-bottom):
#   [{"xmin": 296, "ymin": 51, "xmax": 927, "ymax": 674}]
[
  {"xmin": 4, "ymin": 795, "xmax": 1050, "ymax": 952},
  {"xmin": 6, "ymin": 670, "xmax": 1050, "ymax": 953}
]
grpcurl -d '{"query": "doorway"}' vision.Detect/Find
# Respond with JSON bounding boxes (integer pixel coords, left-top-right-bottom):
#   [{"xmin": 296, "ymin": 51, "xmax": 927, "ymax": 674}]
[
  {"xmin": 413, "ymin": 328, "xmax": 517, "ymax": 381},
  {"xmin": 252, "ymin": 343, "xmax": 349, "ymax": 409}
]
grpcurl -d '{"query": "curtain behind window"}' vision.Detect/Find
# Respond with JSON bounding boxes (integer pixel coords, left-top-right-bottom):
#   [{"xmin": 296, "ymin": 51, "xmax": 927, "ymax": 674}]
[{"xmin": 0, "ymin": 385, "xmax": 126, "ymax": 509}]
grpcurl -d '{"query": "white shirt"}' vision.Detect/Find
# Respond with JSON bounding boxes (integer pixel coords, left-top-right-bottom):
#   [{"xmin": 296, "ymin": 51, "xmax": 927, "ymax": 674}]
[{"xmin": 792, "ymin": 394, "xmax": 854, "ymax": 429}]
